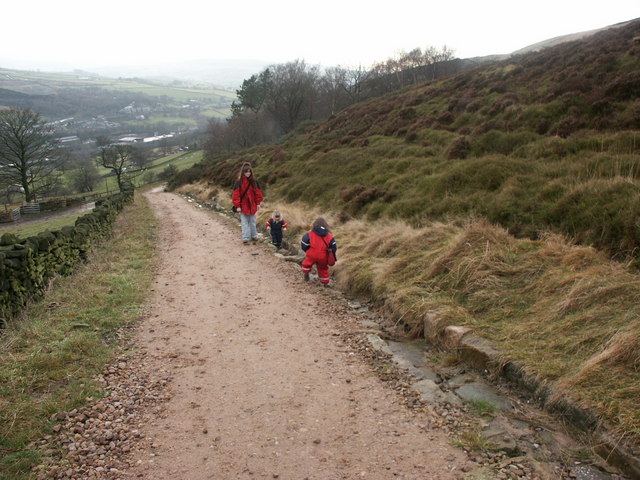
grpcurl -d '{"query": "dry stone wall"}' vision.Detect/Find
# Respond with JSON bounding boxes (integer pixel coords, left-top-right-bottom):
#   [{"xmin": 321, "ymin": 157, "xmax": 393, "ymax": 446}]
[{"xmin": 0, "ymin": 189, "xmax": 134, "ymax": 325}]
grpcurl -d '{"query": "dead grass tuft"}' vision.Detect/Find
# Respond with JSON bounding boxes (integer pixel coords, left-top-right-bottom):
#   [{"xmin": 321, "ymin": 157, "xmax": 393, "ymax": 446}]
[
  {"xmin": 174, "ymin": 181, "xmax": 219, "ymax": 203},
  {"xmin": 329, "ymin": 212, "xmax": 640, "ymax": 440}
]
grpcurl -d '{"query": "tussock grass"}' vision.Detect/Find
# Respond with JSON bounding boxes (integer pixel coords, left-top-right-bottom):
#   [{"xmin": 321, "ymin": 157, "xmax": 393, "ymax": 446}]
[
  {"xmin": 331, "ymin": 216, "xmax": 640, "ymax": 440},
  {"xmin": 0, "ymin": 193, "xmax": 157, "ymax": 479},
  {"xmin": 174, "ymin": 180, "xmax": 219, "ymax": 204},
  {"xmin": 194, "ymin": 129, "xmax": 640, "ymax": 259},
  {"xmin": 453, "ymin": 427, "xmax": 499, "ymax": 452}
]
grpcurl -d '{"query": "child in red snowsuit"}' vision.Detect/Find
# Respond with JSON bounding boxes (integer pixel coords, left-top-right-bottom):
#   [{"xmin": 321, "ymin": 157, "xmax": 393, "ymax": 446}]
[{"xmin": 301, "ymin": 217, "xmax": 337, "ymax": 286}]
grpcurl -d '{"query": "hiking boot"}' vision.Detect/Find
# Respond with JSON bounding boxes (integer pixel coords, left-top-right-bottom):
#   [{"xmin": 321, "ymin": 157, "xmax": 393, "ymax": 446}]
[
  {"xmin": 243, "ymin": 239, "xmax": 249, "ymax": 244},
  {"xmin": 303, "ymin": 273, "xmax": 310, "ymax": 282}
]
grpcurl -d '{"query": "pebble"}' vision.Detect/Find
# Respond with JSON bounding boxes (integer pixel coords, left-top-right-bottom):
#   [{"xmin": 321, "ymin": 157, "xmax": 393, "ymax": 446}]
[{"xmin": 32, "ymin": 346, "xmax": 172, "ymax": 480}]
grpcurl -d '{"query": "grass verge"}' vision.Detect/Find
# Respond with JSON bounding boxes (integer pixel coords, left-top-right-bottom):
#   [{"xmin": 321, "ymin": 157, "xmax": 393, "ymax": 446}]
[
  {"xmin": 0, "ymin": 192, "xmax": 158, "ymax": 480},
  {"xmin": 334, "ymin": 218, "xmax": 640, "ymax": 444}
]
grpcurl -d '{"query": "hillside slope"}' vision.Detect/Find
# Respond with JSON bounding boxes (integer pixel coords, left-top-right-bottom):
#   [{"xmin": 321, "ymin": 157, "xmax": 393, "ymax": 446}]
[
  {"xmin": 170, "ymin": 18, "xmax": 640, "ymax": 466},
  {"xmin": 190, "ymin": 18, "xmax": 640, "ymax": 258}
]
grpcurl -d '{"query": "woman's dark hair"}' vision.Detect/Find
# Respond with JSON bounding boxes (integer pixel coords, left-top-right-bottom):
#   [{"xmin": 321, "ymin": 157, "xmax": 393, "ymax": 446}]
[
  {"xmin": 238, "ymin": 162, "xmax": 257, "ymax": 187},
  {"xmin": 312, "ymin": 217, "xmax": 330, "ymax": 231}
]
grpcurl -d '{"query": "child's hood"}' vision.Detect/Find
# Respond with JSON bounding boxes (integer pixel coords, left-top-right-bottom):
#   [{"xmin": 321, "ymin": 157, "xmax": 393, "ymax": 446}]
[{"xmin": 312, "ymin": 225, "xmax": 330, "ymax": 237}]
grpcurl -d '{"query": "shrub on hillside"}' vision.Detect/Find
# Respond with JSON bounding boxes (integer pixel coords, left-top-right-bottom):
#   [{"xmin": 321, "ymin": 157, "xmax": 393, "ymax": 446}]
[
  {"xmin": 433, "ymin": 111, "xmax": 454, "ymax": 127},
  {"xmin": 604, "ymin": 70, "xmax": 640, "ymax": 100},
  {"xmin": 546, "ymin": 179, "xmax": 640, "ymax": 256},
  {"xmin": 261, "ymin": 170, "xmax": 291, "ymax": 185},
  {"xmin": 398, "ymin": 107, "xmax": 417, "ymax": 120},
  {"xmin": 269, "ymin": 147, "xmax": 287, "ymax": 164},
  {"xmin": 446, "ymin": 136, "xmax": 471, "ymax": 159},
  {"xmin": 340, "ymin": 184, "xmax": 394, "ymax": 215},
  {"xmin": 551, "ymin": 116, "xmax": 585, "ymax": 138},
  {"xmin": 434, "ymin": 157, "xmax": 533, "ymax": 196},
  {"xmin": 488, "ymin": 93, "xmax": 520, "ymax": 114},
  {"xmin": 158, "ymin": 164, "xmax": 178, "ymax": 181},
  {"xmin": 405, "ymin": 130, "xmax": 418, "ymax": 143},
  {"xmin": 470, "ymin": 131, "xmax": 539, "ymax": 156},
  {"xmin": 167, "ymin": 163, "xmax": 205, "ymax": 190}
]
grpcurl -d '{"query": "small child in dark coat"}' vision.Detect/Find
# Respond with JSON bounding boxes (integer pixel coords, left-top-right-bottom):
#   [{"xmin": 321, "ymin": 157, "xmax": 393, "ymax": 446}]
[{"xmin": 265, "ymin": 211, "xmax": 288, "ymax": 249}]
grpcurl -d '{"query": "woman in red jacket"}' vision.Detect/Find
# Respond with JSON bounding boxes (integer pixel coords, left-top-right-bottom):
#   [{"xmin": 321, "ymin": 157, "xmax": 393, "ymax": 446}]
[
  {"xmin": 232, "ymin": 162, "xmax": 264, "ymax": 243},
  {"xmin": 301, "ymin": 217, "xmax": 337, "ymax": 286}
]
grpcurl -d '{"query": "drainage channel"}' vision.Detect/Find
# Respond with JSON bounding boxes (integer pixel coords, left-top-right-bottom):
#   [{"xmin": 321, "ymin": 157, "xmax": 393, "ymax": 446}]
[{"xmin": 347, "ymin": 299, "xmax": 630, "ymax": 480}]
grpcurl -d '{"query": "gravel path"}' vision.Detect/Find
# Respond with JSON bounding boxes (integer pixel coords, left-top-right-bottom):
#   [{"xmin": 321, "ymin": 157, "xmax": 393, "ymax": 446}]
[{"xmin": 35, "ymin": 189, "xmax": 475, "ymax": 479}]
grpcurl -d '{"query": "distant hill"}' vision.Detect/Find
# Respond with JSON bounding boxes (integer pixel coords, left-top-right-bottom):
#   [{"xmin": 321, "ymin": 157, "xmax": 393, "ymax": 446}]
[
  {"xmin": 88, "ymin": 58, "xmax": 271, "ymax": 89},
  {"xmin": 510, "ymin": 18, "xmax": 638, "ymax": 55},
  {"xmin": 0, "ymin": 68, "xmax": 236, "ymax": 139},
  {"xmin": 0, "ymin": 59, "xmax": 272, "ymax": 90}
]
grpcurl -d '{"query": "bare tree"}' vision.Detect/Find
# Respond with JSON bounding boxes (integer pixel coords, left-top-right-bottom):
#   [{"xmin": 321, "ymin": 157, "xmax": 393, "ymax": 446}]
[
  {"xmin": 267, "ymin": 60, "xmax": 320, "ymax": 133},
  {"xmin": 130, "ymin": 146, "xmax": 152, "ymax": 169},
  {"xmin": 203, "ymin": 118, "xmax": 232, "ymax": 155},
  {"xmin": 320, "ymin": 66, "xmax": 351, "ymax": 116},
  {"xmin": 424, "ymin": 45, "xmax": 456, "ymax": 80},
  {"xmin": 95, "ymin": 136, "xmax": 139, "ymax": 192},
  {"xmin": 0, "ymin": 108, "xmax": 60, "ymax": 202},
  {"xmin": 402, "ymin": 48, "xmax": 425, "ymax": 84},
  {"xmin": 343, "ymin": 65, "xmax": 368, "ymax": 104},
  {"xmin": 69, "ymin": 154, "xmax": 100, "ymax": 193}
]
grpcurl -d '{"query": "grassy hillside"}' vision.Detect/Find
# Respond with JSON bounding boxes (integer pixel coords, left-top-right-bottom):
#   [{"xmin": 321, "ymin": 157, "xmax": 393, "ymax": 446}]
[
  {"xmin": 169, "ymin": 19, "xmax": 640, "ymax": 454},
  {"xmin": 182, "ymin": 19, "xmax": 640, "ymax": 259}
]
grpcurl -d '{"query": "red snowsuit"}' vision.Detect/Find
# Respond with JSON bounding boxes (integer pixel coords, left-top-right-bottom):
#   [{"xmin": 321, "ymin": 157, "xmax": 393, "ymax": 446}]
[
  {"xmin": 232, "ymin": 177, "xmax": 264, "ymax": 215},
  {"xmin": 301, "ymin": 227, "xmax": 337, "ymax": 285}
]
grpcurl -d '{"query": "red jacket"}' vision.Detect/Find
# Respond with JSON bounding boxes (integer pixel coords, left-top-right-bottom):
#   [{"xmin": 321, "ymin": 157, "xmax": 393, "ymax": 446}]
[
  {"xmin": 301, "ymin": 227, "xmax": 336, "ymax": 264},
  {"xmin": 232, "ymin": 177, "xmax": 264, "ymax": 215}
]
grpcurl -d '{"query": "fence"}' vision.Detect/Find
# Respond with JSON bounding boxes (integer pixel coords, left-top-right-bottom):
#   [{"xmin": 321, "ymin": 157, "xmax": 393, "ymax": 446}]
[
  {"xmin": 1, "ymin": 193, "xmax": 108, "ymax": 224},
  {"xmin": 21, "ymin": 202, "xmax": 41, "ymax": 215},
  {"xmin": 0, "ymin": 207, "xmax": 21, "ymax": 224}
]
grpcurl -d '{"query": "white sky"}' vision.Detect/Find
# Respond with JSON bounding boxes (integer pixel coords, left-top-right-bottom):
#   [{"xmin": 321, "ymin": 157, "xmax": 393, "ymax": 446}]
[{"xmin": 1, "ymin": 0, "xmax": 638, "ymax": 71}]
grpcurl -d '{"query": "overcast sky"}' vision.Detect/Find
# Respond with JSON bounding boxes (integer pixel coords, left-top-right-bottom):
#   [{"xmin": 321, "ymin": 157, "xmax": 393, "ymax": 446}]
[{"xmin": 1, "ymin": 0, "xmax": 638, "ymax": 71}]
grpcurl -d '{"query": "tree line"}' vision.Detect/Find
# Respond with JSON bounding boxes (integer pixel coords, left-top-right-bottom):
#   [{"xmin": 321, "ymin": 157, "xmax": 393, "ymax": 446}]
[{"xmin": 204, "ymin": 46, "xmax": 456, "ymax": 156}]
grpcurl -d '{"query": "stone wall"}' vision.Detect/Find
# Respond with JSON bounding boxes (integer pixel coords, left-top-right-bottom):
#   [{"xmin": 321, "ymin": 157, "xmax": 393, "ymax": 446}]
[{"xmin": 0, "ymin": 189, "xmax": 133, "ymax": 325}]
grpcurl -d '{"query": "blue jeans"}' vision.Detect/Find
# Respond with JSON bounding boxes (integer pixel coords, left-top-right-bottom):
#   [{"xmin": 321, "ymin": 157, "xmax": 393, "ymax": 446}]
[{"xmin": 240, "ymin": 213, "xmax": 257, "ymax": 241}]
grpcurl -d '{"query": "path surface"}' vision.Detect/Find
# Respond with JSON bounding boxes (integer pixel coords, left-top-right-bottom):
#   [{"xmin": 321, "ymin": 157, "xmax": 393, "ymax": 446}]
[{"xmin": 125, "ymin": 189, "xmax": 471, "ymax": 479}]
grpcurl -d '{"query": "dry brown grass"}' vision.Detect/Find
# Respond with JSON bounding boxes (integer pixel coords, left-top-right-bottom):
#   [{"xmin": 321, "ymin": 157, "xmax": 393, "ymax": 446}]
[
  {"xmin": 174, "ymin": 180, "xmax": 220, "ymax": 203},
  {"xmin": 330, "ymin": 214, "xmax": 639, "ymax": 440}
]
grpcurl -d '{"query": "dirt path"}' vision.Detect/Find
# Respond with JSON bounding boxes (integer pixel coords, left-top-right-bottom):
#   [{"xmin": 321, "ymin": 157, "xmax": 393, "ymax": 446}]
[{"xmin": 122, "ymin": 189, "xmax": 471, "ymax": 479}]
